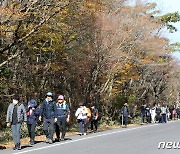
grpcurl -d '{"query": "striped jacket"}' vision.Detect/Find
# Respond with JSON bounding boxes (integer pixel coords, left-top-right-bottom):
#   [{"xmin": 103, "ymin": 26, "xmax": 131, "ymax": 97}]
[{"xmin": 6, "ymin": 102, "xmax": 27, "ymax": 123}]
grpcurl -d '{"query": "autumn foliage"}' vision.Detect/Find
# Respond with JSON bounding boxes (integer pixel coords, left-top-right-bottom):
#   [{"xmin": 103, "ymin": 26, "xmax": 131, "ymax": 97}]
[{"xmin": 0, "ymin": 0, "xmax": 179, "ymax": 128}]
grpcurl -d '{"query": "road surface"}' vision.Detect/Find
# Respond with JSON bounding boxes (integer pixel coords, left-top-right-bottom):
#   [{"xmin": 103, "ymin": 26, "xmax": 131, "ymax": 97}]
[{"xmin": 1, "ymin": 120, "xmax": 180, "ymax": 154}]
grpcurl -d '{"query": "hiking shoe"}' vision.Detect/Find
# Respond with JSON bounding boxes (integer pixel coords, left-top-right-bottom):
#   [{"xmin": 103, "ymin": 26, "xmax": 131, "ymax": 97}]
[
  {"xmin": 90, "ymin": 130, "xmax": 93, "ymax": 133},
  {"xmin": 84, "ymin": 133, "xmax": 87, "ymax": 135},
  {"xmin": 49, "ymin": 139, "xmax": 53, "ymax": 144},
  {"xmin": 12, "ymin": 144, "xmax": 17, "ymax": 150},
  {"xmin": 17, "ymin": 143, "xmax": 21, "ymax": 150},
  {"xmin": 55, "ymin": 138, "xmax": 60, "ymax": 142},
  {"xmin": 61, "ymin": 138, "xmax": 65, "ymax": 141},
  {"xmin": 45, "ymin": 138, "xmax": 49, "ymax": 143},
  {"xmin": 30, "ymin": 140, "xmax": 35, "ymax": 145}
]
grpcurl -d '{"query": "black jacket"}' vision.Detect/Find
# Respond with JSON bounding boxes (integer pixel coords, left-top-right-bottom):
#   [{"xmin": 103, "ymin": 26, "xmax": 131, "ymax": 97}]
[{"xmin": 40, "ymin": 100, "xmax": 57, "ymax": 119}]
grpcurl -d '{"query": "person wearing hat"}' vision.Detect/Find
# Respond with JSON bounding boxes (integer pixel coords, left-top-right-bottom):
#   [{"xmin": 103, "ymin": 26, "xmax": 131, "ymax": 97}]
[
  {"xmin": 39, "ymin": 92, "xmax": 57, "ymax": 144},
  {"xmin": 75, "ymin": 103, "xmax": 88, "ymax": 135},
  {"xmin": 121, "ymin": 103, "xmax": 130, "ymax": 128},
  {"xmin": 26, "ymin": 99, "xmax": 40, "ymax": 145},
  {"xmin": 55, "ymin": 95, "xmax": 70, "ymax": 141},
  {"xmin": 90, "ymin": 104, "xmax": 99, "ymax": 133},
  {"xmin": 6, "ymin": 94, "xmax": 27, "ymax": 150}
]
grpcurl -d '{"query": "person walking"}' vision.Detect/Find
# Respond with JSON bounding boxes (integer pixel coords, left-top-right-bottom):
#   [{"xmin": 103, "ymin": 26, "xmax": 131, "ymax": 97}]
[
  {"xmin": 161, "ymin": 104, "xmax": 168, "ymax": 123},
  {"xmin": 155, "ymin": 104, "xmax": 162, "ymax": 123},
  {"xmin": 145, "ymin": 104, "xmax": 151, "ymax": 123},
  {"xmin": 150, "ymin": 104, "xmax": 156, "ymax": 123},
  {"xmin": 39, "ymin": 92, "xmax": 57, "ymax": 144},
  {"xmin": 169, "ymin": 105, "xmax": 174, "ymax": 120},
  {"xmin": 55, "ymin": 95, "xmax": 70, "ymax": 141},
  {"xmin": 90, "ymin": 104, "xmax": 99, "ymax": 133},
  {"xmin": 172, "ymin": 105, "xmax": 177, "ymax": 120},
  {"xmin": 141, "ymin": 103, "xmax": 146, "ymax": 124},
  {"xmin": 26, "ymin": 99, "xmax": 40, "ymax": 145},
  {"xmin": 176, "ymin": 106, "xmax": 180, "ymax": 119},
  {"xmin": 75, "ymin": 103, "xmax": 88, "ymax": 135},
  {"xmin": 86, "ymin": 105, "xmax": 92, "ymax": 132},
  {"xmin": 6, "ymin": 94, "xmax": 27, "ymax": 150},
  {"xmin": 121, "ymin": 103, "xmax": 130, "ymax": 128}
]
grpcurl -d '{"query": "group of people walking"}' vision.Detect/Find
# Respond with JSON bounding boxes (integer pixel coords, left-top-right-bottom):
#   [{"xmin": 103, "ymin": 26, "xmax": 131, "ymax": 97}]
[
  {"xmin": 75, "ymin": 103, "xmax": 99, "ymax": 136},
  {"xmin": 140, "ymin": 103, "xmax": 180, "ymax": 124},
  {"xmin": 120, "ymin": 102, "xmax": 180, "ymax": 128},
  {"xmin": 6, "ymin": 92, "xmax": 178, "ymax": 151},
  {"xmin": 6, "ymin": 92, "xmax": 99, "ymax": 150}
]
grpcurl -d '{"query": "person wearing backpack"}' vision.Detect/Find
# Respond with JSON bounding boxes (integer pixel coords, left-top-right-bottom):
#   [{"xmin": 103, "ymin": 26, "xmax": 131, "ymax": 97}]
[
  {"xmin": 90, "ymin": 104, "xmax": 99, "ymax": 133},
  {"xmin": 39, "ymin": 92, "xmax": 57, "ymax": 144},
  {"xmin": 55, "ymin": 95, "xmax": 70, "ymax": 141},
  {"xmin": 75, "ymin": 103, "xmax": 88, "ymax": 135},
  {"xmin": 6, "ymin": 94, "xmax": 27, "ymax": 150},
  {"xmin": 26, "ymin": 99, "xmax": 40, "ymax": 145}
]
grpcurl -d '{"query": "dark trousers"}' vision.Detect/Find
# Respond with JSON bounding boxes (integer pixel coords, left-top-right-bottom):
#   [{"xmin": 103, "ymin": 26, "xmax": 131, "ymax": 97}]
[
  {"xmin": 55, "ymin": 117, "xmax": 66, "ymax": 139},
  {"xmin": 91, "ymin": 119, "xmax": 98, "ymax": 131},
  {"xmin": 161, "ymin": 114, "xmax": 167, "ymax": 123},
  {"xmin": 156, "ymin": 114, "xmax": 162, "ymax": 123},
  {"xmin": 141, "ymin": 114, "xmax": 145, "ymax": 123},
  {"xmin": 27, "ymin": 123, "xmax": 36, "ymax": 141},
  {"xmin": 123, "ymin": 116, "xmax": 128, "ymax": 126},
  {"xmin": 43, "ymin": 118, "xmax": 54, "ymax": 140},
  {"xmin": 11, "ymin": 123, "xmax": 21, "ymax": 145},
  {"xmin": 146, "ymin": 116, "xmax": 151, "ymax": 123},
  {"xmin": 78, "ymin": 119, "xmax": 87, "ymax": 134}
]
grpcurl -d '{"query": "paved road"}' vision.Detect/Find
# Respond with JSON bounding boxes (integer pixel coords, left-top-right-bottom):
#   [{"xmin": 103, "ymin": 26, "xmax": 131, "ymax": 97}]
[{"xmin": 1, "ymin": 120, "xmax": 180, "ymax": 154}]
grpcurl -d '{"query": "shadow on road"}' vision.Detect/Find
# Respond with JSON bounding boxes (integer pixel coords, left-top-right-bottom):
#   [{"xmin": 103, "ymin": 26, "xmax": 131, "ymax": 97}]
[
  {"xmin": 21, "ymin": 145, "xmax": 33, "ymax": 150},
  {"xmin": 0, "ymin": 145, "xmax": 6, "ymax": 150}
]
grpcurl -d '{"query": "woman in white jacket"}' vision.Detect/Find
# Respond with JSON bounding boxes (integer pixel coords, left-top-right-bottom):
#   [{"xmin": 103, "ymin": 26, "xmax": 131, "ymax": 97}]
[
  {"xmin": 75, "ymin": 103, "xmax": 88, "ymax": 135},
  {"xmin": 150, "ymin": 105, "xmax": 156, "ymax": 123}
]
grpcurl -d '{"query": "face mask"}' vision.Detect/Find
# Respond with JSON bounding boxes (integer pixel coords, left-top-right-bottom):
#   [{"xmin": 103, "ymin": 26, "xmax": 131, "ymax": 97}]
[
  {"xmin": 13, "ymin": 100, "xmax": 18, "ymax": 105},
  {"xmin": 46, "ymin": 97, "xmax": 52, "ymax": 102}
]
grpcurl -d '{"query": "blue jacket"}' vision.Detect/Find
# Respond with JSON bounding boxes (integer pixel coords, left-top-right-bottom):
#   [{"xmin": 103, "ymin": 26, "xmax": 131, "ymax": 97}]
[
  {"xmin": 40, "ymin": 99, "xmax": 57, "ymax": 119},
  {"xmin": 26, "ymin": 99, "xmax": 40, "ymax": 124},
  {"xmin": 56, "ymin": 101, "xmax": 70, "ymax": 118}
]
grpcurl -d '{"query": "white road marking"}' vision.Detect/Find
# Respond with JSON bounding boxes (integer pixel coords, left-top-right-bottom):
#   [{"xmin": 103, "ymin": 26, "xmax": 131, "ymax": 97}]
[{"xmin": 13, "ymin": 121, "xmax": 176, "ymax": 154}]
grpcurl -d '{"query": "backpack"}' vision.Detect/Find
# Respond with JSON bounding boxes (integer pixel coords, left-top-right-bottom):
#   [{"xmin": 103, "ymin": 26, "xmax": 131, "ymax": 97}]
[
  {"xmin": 87, "ymin": 108, "xmax": 91, "ymax": 118},
  {"xmin": 156, "ymin": 107, "xmax": 161, "ymax": 115},
  {"xmin": 97, "ymin": 111, "xmax": 102, "ymax": 121}
]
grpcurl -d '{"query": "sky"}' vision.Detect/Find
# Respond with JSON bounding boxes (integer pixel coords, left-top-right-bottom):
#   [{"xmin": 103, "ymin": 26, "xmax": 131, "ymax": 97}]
[
  {"xmin": 153, "ymin": 0, "xmax": 180, "ymax": 43},
  {"xmin": 152, "ymin": 0, "xmax": 180, "ymax": 60}
]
